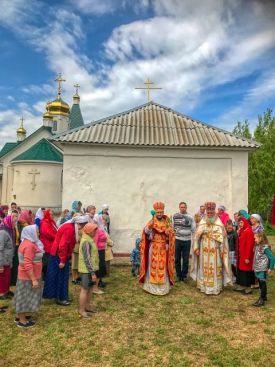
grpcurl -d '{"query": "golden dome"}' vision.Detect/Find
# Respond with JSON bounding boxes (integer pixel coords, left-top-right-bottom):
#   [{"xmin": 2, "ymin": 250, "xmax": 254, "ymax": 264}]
[
  {"xmin": 43, "ymin": 110, "xmax": 53, "ymax": 119},
  {"xmin": 47, "ymin": 97, "xmax": 70, "ymax": 117},
  {"xmin": 17, "ymin": 126, "xmax": 26, "ymax": 134}
]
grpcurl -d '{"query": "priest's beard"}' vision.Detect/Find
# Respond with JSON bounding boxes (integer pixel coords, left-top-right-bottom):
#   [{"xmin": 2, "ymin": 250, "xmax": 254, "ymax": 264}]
[
  {"xmin": 205, "ymin": 216, "xmax": 217, "ymax": 224},
  {"xmin": 156, "ymin": 215, "xmax": 164, "ymax": 221}
]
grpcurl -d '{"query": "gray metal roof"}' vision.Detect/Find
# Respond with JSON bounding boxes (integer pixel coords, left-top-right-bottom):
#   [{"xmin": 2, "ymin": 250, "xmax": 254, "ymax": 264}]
[{"xmin": 52, "ymin": 102, "xmax": 260, "ymax": 149}]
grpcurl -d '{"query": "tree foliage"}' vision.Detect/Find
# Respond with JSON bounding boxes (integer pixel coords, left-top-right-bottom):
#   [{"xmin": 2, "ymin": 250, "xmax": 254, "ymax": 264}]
[{"xmin": 232, "ymin": 109, "xmax": 275, "ymax": 220}]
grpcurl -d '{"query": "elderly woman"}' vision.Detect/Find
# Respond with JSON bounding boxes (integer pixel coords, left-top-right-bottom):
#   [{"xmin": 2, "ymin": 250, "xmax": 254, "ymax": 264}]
[
  {"xmin": 235, "ymin": 218, "xmax": 255, "ymax": 294},
  {"xmin": 250, "ymin": 214, "xmax": 264, "ymax": 234},
  {"xmin": 13, "ymin": 225, "xmax": 44, "ymax": 328},
  {"xmin": 0, "ymin": 214, "xmax": 18, "ymax": 300},
  {"xmin": 43, "ymin": 215, "xmax": 89, "ymax": 306},
  {"xmin": 40, "ymin": 209, "xmax": 58, "ymax": 279}
]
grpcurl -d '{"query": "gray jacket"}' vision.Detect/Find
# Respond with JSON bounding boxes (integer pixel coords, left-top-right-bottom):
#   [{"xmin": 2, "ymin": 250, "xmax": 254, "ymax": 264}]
[{"xmin": 0, "ymin": 229, "xmax": 14, "ymax": 267}]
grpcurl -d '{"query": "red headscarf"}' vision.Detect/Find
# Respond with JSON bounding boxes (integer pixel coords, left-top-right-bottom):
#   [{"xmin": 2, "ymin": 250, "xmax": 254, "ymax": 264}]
[
  {"xmin": 83, "ymin": 223, "xmax": 98, "ymax": 237},
  {"xmin": 42, "ymin": 209, "xmax": 56, "ymax": 225},
  {"xmin": 238, "ymin": 217, "xmax": 252, "ymax": 236}
]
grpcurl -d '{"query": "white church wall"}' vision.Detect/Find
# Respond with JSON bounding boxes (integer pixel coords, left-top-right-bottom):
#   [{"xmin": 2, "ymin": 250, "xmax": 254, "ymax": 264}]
[
  {"xmin": 0, "ymin": 128, "xmax": 52, "ymax": 204},
  {"xmin": 11, "ymin": 161, "xmax": 62, "ymax": 209},
  {"xmin": 62, "ymin": 144, "xmax": 249, "ymax": 253}
]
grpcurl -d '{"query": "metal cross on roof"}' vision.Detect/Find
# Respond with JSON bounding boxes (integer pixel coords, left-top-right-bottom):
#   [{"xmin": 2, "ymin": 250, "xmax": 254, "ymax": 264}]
[
  {"xmin": 135, "ymin": 78, "xmax": 162, "ymax": 102},
  {"xmin": 74, "ymin": 83, "xmax": 80, "ymax": 95},
  {"xmin": 20, "ymin": 116, "xmax": 24, "ymax": 127},
  {"xmin": 55, "ymin": 73, "xmax": 66, "ymax": 98}
]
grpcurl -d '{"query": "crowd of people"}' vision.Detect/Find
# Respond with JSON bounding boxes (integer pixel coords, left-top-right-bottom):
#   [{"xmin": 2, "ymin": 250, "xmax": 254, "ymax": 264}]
[
  {"xmin": 0, "ymin": 199, "xmax": 274, "ymax": 329},
  {"xmin": 0, "ymin": 201, "xmax": 112, "ymax": 327},
  {"xmin": 136, "ymin": 201, "xmax": 275, "ymax": 306}
]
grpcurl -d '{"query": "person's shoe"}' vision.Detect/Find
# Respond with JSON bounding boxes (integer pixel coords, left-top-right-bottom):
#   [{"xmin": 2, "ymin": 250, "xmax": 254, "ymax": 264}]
[
  {"xmin": 252, "ymin": 298, "xmax": 265, "ymax": 307},
  {"xmin": 242, "ymin": 288, "xmax": 252, "ymax": 295},
  {"xmin": 85, "ymin": 308, "xmax": 97, "ymax": 314},
  {"xmin": 234, "ymin": 287, "xmax": 245, "ymax": 292},
  {"xmin": 71, "ymin": 280, "xmax": 78, "ymax": 285},
  {"xmin": 92, "ymin": 289, "xmax": 104, "ymax": 295},
  {"xmin": 7, "ymin": 291, "xmax": 14, "ymax": 297},
  {"xmin": 16, "ymin": 320, "xmax": 35, "ymax": 328},
  {"xmin": 181, "ymin": 277, "xmax": 188, "ymax": 283},
  {"xmin": 79, "ymin": 311, "xmax": 91, "ymax": 318},
  {"xmin": 56, "ymin": 300, "xmax": 71, "ymax": 306},
  {"xmin": 14, "ymin": 315, "xmax": 32, "ymax": 323},
  {"xmin": 98, "ymin": 280, "xmax": 107, "ymax": 288},
  {"xmin": 251, "ymin": 284, "xmax": 260, "ymax": 289}
]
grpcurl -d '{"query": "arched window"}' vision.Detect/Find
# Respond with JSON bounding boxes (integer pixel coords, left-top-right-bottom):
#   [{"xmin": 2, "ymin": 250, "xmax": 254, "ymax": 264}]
[{"xmin": 52, "ymin": 120, "xmax": 57, "ymax": 132}]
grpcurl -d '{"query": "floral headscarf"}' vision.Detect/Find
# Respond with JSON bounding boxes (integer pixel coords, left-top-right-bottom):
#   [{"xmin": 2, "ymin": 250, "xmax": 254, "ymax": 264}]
[
  {"xmin": 21, "ymin": 224, "xmax": 44, "ymax": 253},
  {"xmin": 19, "ymin": 210, "xmax": 34, "ymax": 225}
]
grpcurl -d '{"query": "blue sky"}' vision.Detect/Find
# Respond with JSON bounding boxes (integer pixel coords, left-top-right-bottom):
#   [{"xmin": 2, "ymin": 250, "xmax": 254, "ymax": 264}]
[{"xmin": 0, "ymin": 0, "xmax": 275, "ymax": 147}]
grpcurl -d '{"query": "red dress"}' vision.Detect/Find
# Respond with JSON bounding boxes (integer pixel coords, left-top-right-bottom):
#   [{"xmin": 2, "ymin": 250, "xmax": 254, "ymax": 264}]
[
  {"xmin": 40, "ymin": 213, "xmax": 57, "ymax": 254},
  {"xmin": 50, "ymin": 223, "xmax": 76, "ymax": 264}
]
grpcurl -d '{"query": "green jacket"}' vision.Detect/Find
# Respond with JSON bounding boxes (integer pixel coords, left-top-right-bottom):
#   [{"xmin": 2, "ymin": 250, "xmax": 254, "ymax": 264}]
[{"xmin": 78, "ymin": 233, "xmax": 99, "ymax": 274}]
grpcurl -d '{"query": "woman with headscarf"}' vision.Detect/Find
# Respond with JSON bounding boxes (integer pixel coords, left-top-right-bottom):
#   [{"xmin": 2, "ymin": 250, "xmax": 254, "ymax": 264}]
[
  {"xmin": 78, "ymin": 222, "xmax": 98, "ymax": 318},
  {"xmin": 235, "ymin": 218, "xmax": 255, "ymax": 294},
  {"xmin": 34, "ymin": 208, "xmax": 45, "ymax": 228},
  {"xmin": 250, "ymin": 214, "xmax": 264, "ymax": 234},
  {"xmin": 43, "ymin": 214, "xmax": 89, "ymax": 306},
  {"xmin": 13, "ymin": 225, "xmax": 44, "ymax": 328},
  {"xmin": 0, "ymin": 214, "xmax": 17, "ymax": 300},
  {"xmin": 40, "ymin": 209, "xmax": 58, "ymax": 279},
  {"xmin": 0, "ymin": 205, "xmax": 9, "ymax": 224}
]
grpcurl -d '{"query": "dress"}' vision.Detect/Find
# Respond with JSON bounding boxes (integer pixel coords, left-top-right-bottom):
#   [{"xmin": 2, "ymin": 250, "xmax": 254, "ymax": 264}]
[
  {"xmin": 190, "ymin": 216, "xmax": 232, "ymax": 295},
  {"xmin": 139, "ymin": 215, "xmax": 175, "ymax": 296}
]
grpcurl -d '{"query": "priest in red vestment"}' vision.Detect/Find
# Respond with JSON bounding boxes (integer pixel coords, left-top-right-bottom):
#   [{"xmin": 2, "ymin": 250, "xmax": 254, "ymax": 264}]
[{"xmin": 139, "ymin": 202, "xmax": 175, "ymax": 295}]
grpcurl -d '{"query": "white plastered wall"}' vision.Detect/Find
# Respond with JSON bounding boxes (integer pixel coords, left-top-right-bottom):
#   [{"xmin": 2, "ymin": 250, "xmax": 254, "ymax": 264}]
[
  {"xmin": 61, "ymin": 144, "xmax": 248, "ymax": 253},
  {"xmin": 11, "ymin": 161, "xmax": 63, "ymax": 209}
]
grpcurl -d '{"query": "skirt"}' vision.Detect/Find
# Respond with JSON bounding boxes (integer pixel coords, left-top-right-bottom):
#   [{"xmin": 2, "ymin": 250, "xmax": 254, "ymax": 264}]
[
  {"xmin": 43, "ymin": 255, "xmax": 70, "ymax": 301},
  {"xmin": 95, "ymin": 250, "xmax": 106, "ymax": 278},
  {"xmin": 14, "ymin": 279, "xmax": 42, "ymax": 313},
  {"xmin": 10, "ymin": 247, "xmax": 19, "ymax": 286},
  {"xmin": 0, "ymin": 266, "xmax": 11, "ymax": 294},
  {"xmin": 236, "ymin": 269, "xmax": 255, "ymax": 287}
]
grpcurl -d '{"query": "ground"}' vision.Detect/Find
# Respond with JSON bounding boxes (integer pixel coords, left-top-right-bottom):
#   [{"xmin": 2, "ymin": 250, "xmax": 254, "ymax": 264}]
[{"xmin": 0, "ymin": 238, "xmax": 274, "ymax": 367}]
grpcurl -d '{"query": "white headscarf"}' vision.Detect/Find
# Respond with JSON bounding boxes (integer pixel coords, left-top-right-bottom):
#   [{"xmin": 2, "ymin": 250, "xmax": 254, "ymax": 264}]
[
  {"xmin": 60, "ymin": 214, "xmax": 90, "ymax": 242},
  {"xmin": 251, "ymin": 214, "xmax": 262, "ymax": 224},
  {"xmin": 102, "ymin": 204, "xmax": 109, "ymax": 210},
  {"xmin": 35, "ymin": 208, "xmax": 44, "ymax": 220},
  {"xmin": 21, "ymin": 224, "xmax": 44, "ymax": 253},
  {"xmin": 93, "ymin": 213, "xmax": 104, "ymax": 230}
]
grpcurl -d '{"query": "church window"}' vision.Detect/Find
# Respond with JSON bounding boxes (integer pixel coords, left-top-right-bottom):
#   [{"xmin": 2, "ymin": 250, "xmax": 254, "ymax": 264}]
[{"xmin": 52, "ymin": 120, "xmax": 57, "ymax": 132}]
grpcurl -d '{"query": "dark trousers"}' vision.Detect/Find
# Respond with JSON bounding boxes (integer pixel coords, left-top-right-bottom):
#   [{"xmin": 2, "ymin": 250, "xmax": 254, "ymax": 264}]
[
  {"xmin": 259, "ymin": 279, "xmax": 267, "ymax": 300},
  {"xmin": 175, "ymin": 239, "xmax": 191, "ymax": 280}
]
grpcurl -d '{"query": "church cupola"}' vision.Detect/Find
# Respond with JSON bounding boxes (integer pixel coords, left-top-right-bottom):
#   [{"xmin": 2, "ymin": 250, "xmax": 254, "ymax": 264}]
[
  {"xmin": 46, "ymin": 73, "xmax": 70, "ymax": 134},
  {"xmin": 69, "ymin": 83, "xmax": 84, "ymax": 129},
  {"xmin": 43, "ymin": 104, "xmax": 54, "ymax": 128},
  {"xmin": 16, "ymin": 117, "xmax": 27, "ymax": 142}
]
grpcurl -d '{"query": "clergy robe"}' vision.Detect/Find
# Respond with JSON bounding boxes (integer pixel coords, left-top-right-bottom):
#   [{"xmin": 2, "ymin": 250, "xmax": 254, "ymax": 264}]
[
  {"xmin": 139, "ymin": 215, "xmax": 175, "ymax": 295},
  {"xmin": 190, "ymin": 216, "xmax": 232, "ymax": 295}
]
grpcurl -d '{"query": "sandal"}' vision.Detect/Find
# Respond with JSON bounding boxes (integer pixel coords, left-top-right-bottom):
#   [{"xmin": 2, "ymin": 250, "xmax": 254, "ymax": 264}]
[{"xmin": 79, "ymin": 312, "xmax": 91, "ymax": 318}]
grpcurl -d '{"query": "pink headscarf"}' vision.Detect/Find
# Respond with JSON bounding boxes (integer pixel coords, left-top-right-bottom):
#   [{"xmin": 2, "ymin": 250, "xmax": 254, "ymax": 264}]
[{"xmin": 19, "ymin": 210, "xmax": 34, "ymax": 225}]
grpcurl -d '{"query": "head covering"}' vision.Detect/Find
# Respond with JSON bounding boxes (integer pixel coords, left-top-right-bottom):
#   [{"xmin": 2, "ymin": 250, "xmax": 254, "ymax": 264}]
[
  {"xmin": 0, "ymin": 215, "xmax": 14, "ymax": 241},
  {"xmin": 153, "ymin": 202, "xmax": 165, "ymax": 211},
  {"xmin": 251, "ymin": 214, "xmax": 262, "ymax": 224},
  {"xmin": 205, "ymin": 202, "xmax": 216, "ymax": 211},
  {"xmin": 19, "ymin": 210, "xmax": 34, "ymax": 225},
  {"xmin": 35, "ymin": 208, "xmax": 44, "ymax": 220},
  {"xmin": 83, "ymin": 223, "xmax": 98, "ymax": 236},
  {"xmin": 42, "ymin": 209, "xmax": 56, "ymax": 224},
  {"xmin": 71, "ymin": 201, "xmax": 79, "ymax": 212},
  {"xmin": 218, "ymin": 205, "xmax": 226, "ymax": 211},
  {"xmin": 238, "ymin": 217, "xmax": 252, "ymax": 236},
  {"xmin": 102, "ymin": 204, "xmax": 109, "ymax": 210},
  {"xmin": 21, "ymin": 224, "xmax": 44, "ymax": 253},
  {"xmin": 74, "ymin": 214, "xmax": 90, "ymax": 224},
  {"xmin": 239, "ymin": 209, "xmax": 250, "ymax": 220},
  {"xmin": 93, "ymin": 213, "xmax": 104, "ymax": 229}
]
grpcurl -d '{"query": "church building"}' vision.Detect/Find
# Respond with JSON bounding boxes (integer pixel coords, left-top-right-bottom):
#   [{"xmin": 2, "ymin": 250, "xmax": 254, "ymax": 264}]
[
  {"xmin": 0, "ymin": 75, "xmax": 84, "ymax": 210},
  {"xmin": 0, "ymin": 75, "xmax": 260, "ymax": 252}
]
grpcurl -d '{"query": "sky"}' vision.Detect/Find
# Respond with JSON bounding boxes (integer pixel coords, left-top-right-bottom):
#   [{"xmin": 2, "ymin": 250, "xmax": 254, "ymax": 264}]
[{"xmin": 0, "ymin": 0, "xmax": 275, "ymax": 148}]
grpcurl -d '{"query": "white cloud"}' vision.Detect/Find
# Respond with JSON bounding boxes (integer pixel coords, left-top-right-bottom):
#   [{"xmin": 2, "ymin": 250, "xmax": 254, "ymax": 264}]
[{"xmin": 0, "ymin": 0, "xmax": 275, "ymax": 148}]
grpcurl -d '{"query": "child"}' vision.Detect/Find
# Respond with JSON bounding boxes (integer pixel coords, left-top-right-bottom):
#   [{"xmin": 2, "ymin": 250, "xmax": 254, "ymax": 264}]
[
  {"xmin": 253, "ymin": 232, "xmax": 275, "ymax": 307},
  {"xmin": 130, "ymin": 238, "xmax": 140, "ymax": 276},
  {"xmin": 226, "ymin": 220, "xmax": 237, "ymax": 281},
  {"xmin": 78, "ymin": 223, "xmax": 98, "ymax": 318}
]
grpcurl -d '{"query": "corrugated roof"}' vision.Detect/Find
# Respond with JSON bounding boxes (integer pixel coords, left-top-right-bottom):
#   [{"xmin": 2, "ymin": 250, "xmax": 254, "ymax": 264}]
[
  {"xmin": 12, "ymin": 138, "xmax": 63, "ymax": 162},
  {"xmin": 53, "ymin": 102, "xmax": 260, "ymax": 149},
  {"xmin": 0, "ymin": 142, "xmax": 20, "ymax": 158},
  {"xmin": 69, "ymin": 103, "xmax": 84, "ymax": 129}
]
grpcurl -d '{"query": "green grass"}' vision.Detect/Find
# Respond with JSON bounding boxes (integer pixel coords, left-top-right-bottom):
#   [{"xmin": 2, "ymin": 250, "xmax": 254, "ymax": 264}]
[{"xmin": 0, "ymin": 237, "xmax": 274, "ymax": 367}]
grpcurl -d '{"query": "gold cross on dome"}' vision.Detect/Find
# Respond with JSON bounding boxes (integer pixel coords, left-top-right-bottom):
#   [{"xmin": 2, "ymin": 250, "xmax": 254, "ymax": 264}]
[
  {"xmin": 20, "ymin": 116, "xmax": 24, "ymax": 127},
  {"xmin": 55, "ymin": 73, "xmax": 66, "ymax": 98},
  {"xmin": 74, "ymin": 83, "xmax": 80, "ymax": 95},
  {"xmin": 135, "ymin": 78, "xmax": 162, "ymax": 102}
]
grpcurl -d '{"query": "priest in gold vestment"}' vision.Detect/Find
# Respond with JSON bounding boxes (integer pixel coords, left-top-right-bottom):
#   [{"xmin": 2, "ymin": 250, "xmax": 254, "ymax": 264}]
[
  {"xmin": 139, "ymin": 202, "xmax": 175, "ymax": 295},
  {"xmin": 190, "ymin": 202, "xmax": 232, "ymax": 295}
]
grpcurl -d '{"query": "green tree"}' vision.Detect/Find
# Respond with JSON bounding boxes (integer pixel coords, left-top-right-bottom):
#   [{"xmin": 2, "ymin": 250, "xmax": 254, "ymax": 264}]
[
  {"xmin": 249, "ymin": 109, "xmax": 275, "ymax": 219},
  {"xmin": 233, "ymin": 109, "xmax": 275, "ymax": 220},
  {"xmin": 232, "ymin": 120, "xmax": 252, "ymax": 139}
]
